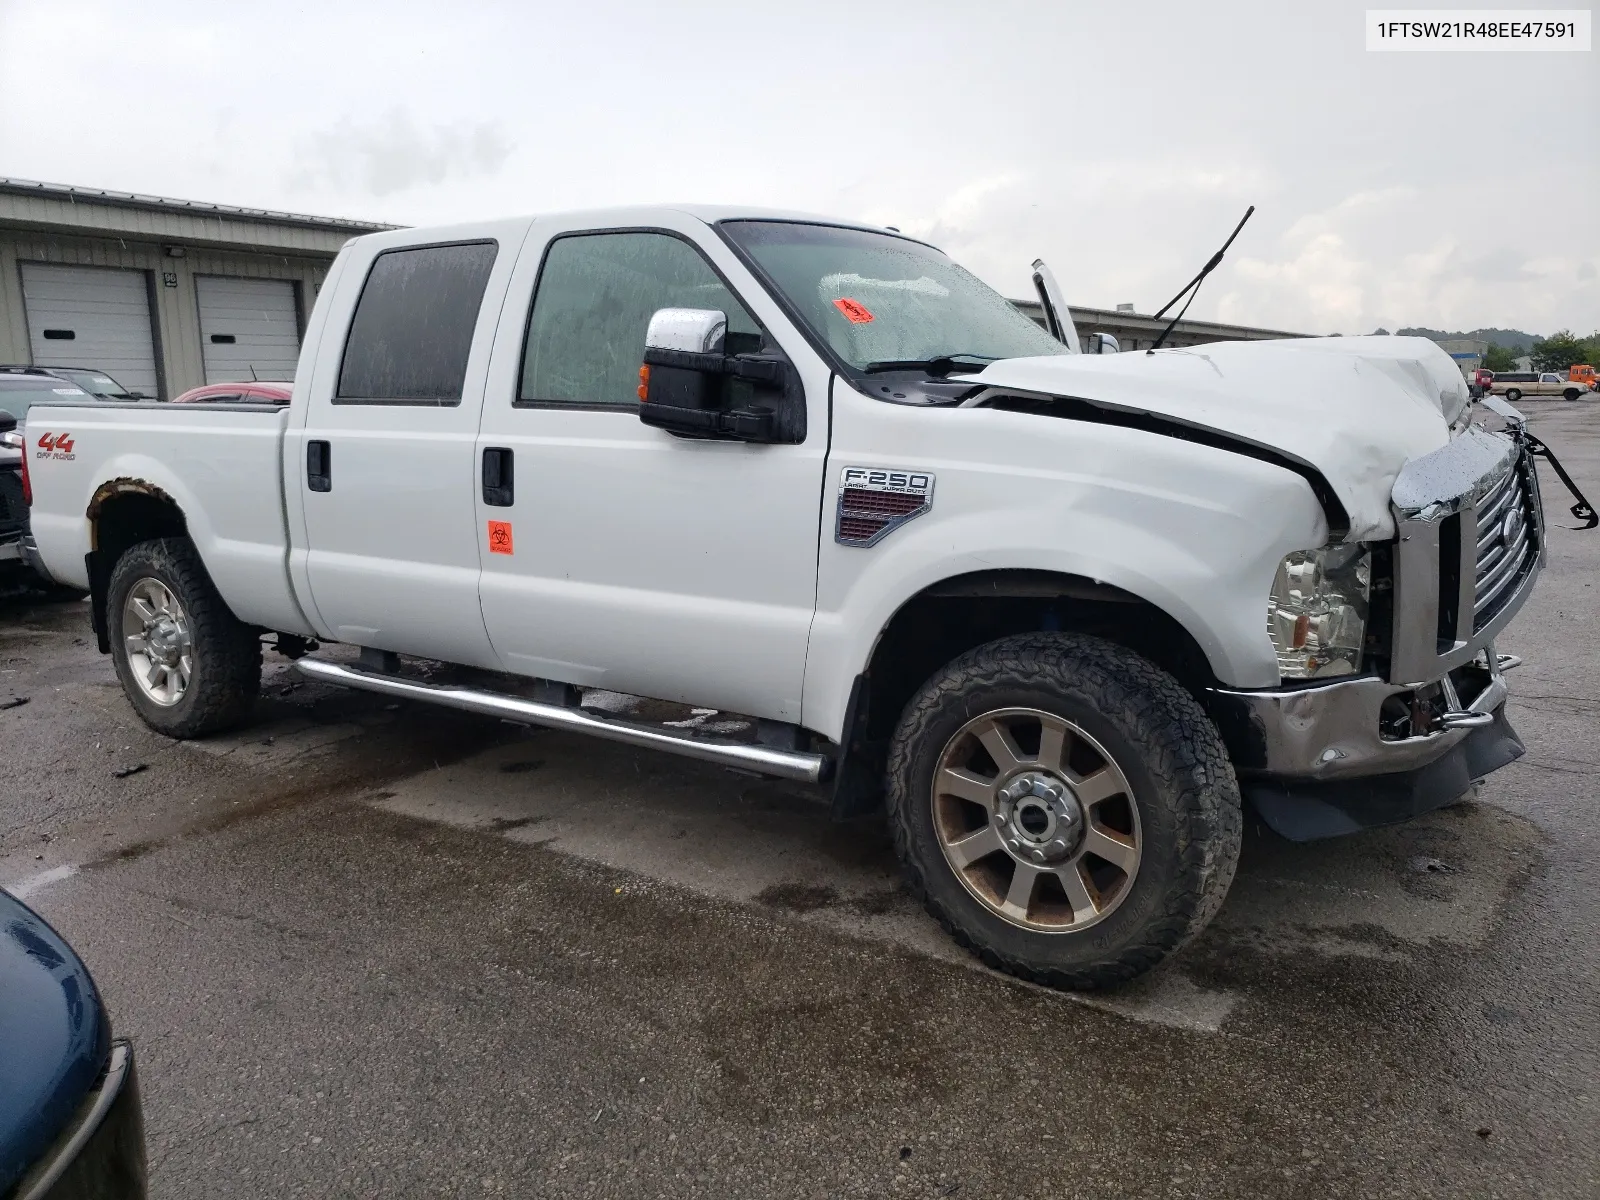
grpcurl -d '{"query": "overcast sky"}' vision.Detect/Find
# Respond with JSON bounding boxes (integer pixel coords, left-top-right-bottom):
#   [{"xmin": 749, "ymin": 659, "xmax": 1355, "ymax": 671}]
[{"xmin": 1, "ymin": 0, "xmax": 1595, "ymax": 335}]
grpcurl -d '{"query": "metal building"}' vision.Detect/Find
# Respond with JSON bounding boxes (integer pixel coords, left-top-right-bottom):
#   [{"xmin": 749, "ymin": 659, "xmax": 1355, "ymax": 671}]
[
  {"xmin": 1010, "ymin": 298, "xmax": 1312, "ymax": 351},
  {"xmin": 1435, "ymin": 336, "xmax": 1489, "ymax": 378},
  {"xmin": 0, "ymin": 178, "xmax": 393, "ymax": 400}
]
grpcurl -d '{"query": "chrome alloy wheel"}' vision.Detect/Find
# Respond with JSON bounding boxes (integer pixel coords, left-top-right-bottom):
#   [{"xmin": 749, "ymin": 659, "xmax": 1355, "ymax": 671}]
[
  {"xmin": 122, "ymin": 577, "xmax": 193, "ymax": 707},
  {"xmin": 931, "ymin": 708, "xmax": 1141, "ymax": 932}
]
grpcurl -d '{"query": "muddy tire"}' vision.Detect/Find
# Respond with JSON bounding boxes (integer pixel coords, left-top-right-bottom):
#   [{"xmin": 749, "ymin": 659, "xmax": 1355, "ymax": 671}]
[
  {"xmin": 108, "ymin": 537, "xmax": 260, "ymax": 738},
  {"xmin": 886, "ymin": 632, "xmax": 1242, "ymax": 990}
]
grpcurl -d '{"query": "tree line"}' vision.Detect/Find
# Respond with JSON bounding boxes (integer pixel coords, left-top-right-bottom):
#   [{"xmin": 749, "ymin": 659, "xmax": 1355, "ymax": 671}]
[{"xmin": 1484, "ymin": 330, "xmax": 1599, "ymax": 373}]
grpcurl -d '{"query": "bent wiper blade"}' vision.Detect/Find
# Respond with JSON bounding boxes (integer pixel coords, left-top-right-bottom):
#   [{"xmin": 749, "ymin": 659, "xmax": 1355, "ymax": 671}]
[
  {"xmin": 861, "ymin": 354, "xmax": 998, "ymax": 375},
  {"xmin": 861, "ymin": 360, "xmax": 934, "ymax": 373}
]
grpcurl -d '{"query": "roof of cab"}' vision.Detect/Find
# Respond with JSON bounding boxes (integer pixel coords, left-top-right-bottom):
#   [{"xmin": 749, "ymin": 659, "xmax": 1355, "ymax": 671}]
[{"xmin": 345, "ymin": 205, "xmax": 926, "ymax": 250}]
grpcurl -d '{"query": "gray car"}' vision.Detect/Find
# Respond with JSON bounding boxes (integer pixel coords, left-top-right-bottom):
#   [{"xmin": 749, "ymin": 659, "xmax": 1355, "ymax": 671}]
[{"xmin": 0, "ymin": 364, "xmax": 150, "ymax": 401}]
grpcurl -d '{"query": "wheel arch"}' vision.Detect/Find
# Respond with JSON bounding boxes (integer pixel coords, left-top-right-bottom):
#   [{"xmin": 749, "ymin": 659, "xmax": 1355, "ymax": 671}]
[
  {"xmin": 85, "ymin": 479, "xmax": 189, "ymax": 652},
  {"xmin": 828, "ymin": 568, "xmax": 1222, "ymax": 818}
]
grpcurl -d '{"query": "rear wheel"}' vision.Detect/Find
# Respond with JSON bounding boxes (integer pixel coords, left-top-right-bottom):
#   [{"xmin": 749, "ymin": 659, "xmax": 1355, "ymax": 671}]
[
  {"xmin": 886, "ymin": 633, "xmax": 1242, "ymax": 989},
  {"xmin": 1505, "ymin": 388, "xmax": 1522, "ymax": 401},
  {"xmin": 108, "ymin": 537, "xmax": 260, "ymax": 737}
]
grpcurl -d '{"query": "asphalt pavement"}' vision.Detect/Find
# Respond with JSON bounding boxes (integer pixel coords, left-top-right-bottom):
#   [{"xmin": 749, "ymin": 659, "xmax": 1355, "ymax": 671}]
[{"xmin": 2, "ymin": 400, "xmax": 1596, "ymax": 1198}]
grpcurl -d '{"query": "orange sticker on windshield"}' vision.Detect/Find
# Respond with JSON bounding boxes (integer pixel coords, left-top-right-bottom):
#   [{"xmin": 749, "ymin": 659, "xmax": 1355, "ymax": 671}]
[
  {"xmin": 833, "ymin": 298, "xmax": 875, "ymax": 324},
  {"xmin": 488, "ymin": 521, "xmax": 514, "ymax": 555}
]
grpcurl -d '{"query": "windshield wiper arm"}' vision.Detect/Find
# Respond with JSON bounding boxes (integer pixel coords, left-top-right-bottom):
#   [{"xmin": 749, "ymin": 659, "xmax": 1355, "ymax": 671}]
[
  {"xmin": 1147, "ymin": 205, "xmax": 1255, "ymax": 353},
  {"xmin": 861, "ymin": 353, "xmax": 998, "ymax": 376}
]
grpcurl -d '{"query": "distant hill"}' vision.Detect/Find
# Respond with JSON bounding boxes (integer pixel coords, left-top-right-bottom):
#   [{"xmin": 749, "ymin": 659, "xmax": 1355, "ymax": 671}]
[{"xmin": 1382, "ymin": 326, "xmax": 1539, "ymax": 353}]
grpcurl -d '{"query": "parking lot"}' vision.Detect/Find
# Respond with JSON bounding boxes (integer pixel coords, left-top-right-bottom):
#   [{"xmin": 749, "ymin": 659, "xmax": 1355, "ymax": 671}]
[{"xmin": 2, "ymin": 400, "xmax": 1595, "ymax": 1199}]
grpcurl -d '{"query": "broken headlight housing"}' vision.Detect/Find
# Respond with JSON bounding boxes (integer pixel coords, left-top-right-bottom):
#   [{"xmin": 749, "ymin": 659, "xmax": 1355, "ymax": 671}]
[{"xmin": 1267, "ymin": 544, "xmax": 1371, "ymax": 679}]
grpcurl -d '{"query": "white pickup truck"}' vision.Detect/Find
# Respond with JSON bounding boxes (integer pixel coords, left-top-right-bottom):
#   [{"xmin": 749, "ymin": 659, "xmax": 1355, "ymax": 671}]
[{"xmin": 20, "ymin": 206, "xmax": 1567, "ymax": 988}]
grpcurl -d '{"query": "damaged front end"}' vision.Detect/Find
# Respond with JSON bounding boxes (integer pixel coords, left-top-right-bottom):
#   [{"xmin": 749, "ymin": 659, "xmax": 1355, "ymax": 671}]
[{"xmin": 1209, "ymin": 405, "xmax": 1557, "ymax": 841}]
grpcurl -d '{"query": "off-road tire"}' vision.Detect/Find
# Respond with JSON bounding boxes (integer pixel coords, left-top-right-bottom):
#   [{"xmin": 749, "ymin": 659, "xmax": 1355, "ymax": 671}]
[
  {"xmin": 108, "ymin": 537, "xmax": 261, "ymax": 737},
  {"xmin": 1505, "ymin": 388, "xmax": 1522, "ymax": 402},
  {"xmin": 886, "ymin": 632, "xmax": 1242, "ymax": 989}
]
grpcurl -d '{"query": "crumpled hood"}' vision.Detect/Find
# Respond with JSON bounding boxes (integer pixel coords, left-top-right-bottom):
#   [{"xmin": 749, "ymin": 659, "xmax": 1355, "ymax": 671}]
[{"xmin": 965, "ymin": 335, "xmax": 1469, "ymax": 541}]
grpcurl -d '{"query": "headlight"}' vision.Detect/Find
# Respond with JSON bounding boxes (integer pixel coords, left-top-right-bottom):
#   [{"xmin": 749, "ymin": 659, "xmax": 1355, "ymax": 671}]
[{"xmin": 1267, "ymin": 544, "xmax": 1371, "ymax": 679}]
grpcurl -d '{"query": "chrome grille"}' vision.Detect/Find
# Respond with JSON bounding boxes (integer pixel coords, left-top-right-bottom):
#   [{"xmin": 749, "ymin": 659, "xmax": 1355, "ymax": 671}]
[{"xmin": 1473, "ymin": 455, "xmax": 1538, "ymax": 630}]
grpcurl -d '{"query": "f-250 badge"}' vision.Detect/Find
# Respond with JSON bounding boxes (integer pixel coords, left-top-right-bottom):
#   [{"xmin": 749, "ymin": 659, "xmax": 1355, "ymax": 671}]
[{"xmin": 835, "ymin": 466, "xmax": 934, "ymax": 548}]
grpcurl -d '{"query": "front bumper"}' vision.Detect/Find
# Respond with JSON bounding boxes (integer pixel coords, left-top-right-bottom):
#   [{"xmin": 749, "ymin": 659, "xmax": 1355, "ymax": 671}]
[
  {"xmin": 1207, "ymin": 662, "xmax": 1526, "ymax": 841},
  {"xmin": 1208, "ymin": 655, "xmax": 1513, "ymax": 782},
  {"xmin": 1239, "ymin": 705, "xmax": 1524, "ymax": 841},
  {"xmin": 11, "ymin": 1041, "xmax": 146, "ymax": 1200}
]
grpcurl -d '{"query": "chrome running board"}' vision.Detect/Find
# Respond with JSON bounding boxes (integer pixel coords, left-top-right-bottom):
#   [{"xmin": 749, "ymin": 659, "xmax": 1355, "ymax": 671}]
[{"xmin": 293, "ymin": 657, "xmax": 830, "ymax": 784}]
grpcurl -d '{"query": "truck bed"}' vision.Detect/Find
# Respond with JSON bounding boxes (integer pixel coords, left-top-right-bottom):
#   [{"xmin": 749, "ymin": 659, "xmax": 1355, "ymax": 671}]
[{"xmin": 23, "ymin": 400, "xmax": 312, "ymax": 635}]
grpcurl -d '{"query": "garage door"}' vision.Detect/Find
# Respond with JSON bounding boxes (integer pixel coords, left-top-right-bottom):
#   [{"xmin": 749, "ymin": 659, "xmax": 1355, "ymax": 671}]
[
  {"xmin": 21, "ymin": 263, "xmax": 161, "ymax": 398},
  {"xmin": 197, "ymin": 277, "xmax": 301, "ymax": 384}
]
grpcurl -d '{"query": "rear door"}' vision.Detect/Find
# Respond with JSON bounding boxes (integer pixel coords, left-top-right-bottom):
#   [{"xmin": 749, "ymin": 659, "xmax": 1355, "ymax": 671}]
[
  {"xmin": 289, "ymin": 224, "xmax": 526, "ymax": 667},
  {"xmin": 472, "ymin": 213, "xmax": 831, "ymax": 720},
  {"xmin": 20, "ymin": 263, "xmax": 161, "ymax": 398},
  {"xmin": 196, "ymin": 276, "xmax": 301, "ymax": 383}
]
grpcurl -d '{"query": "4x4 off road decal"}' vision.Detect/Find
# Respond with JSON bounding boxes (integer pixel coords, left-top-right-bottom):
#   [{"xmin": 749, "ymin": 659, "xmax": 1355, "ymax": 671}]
[
  {"xmin": 835, "ymin": 466, "xmax": 934, "ymax": 547},
  {"xmin": 35, "ymin": 432, "xmax": 76, "ymax": 461}
]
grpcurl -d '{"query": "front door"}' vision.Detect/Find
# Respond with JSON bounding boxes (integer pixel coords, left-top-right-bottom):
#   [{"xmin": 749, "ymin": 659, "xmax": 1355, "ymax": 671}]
[
  {"xmin": 292, "ymin": 228, "xmax": 521, "ymax": 668},
  {"xmin": 473, "ymin": 214, "xmax": 830, "ymax": 721}
]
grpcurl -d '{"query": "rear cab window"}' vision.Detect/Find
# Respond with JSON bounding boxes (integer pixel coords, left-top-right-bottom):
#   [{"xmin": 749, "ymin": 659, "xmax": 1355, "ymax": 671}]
[{"xmin": 337, "ymin": 241, "xmax": 499, "ymax": 406}]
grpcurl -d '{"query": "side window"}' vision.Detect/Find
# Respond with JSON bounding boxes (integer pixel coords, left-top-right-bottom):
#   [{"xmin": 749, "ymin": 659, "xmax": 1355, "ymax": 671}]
[
  {"xmin": 336, "ymin": 241, "xmax": 498, "ymax": 405},
  {"xmin": 519, "ymin": 231, "xmax": 761, "ymax": 407}
]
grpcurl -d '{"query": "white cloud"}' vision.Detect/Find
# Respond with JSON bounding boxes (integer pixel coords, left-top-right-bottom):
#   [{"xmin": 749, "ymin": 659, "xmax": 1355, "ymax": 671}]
[
  {"xmin": 290, "ymin": 111, "xmax": 512, "ymax": 197},
  {"xmin": 1217, "ymin": 186, "xmax": 1600, "ymax": 334}
]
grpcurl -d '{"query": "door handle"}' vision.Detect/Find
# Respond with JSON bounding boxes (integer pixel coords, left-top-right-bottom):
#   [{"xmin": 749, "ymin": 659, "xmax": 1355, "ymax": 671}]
[
  {"xmin": 482, "ymin": 447, "xmax": 514, "ymax": 507},
  {"xmin": 307, "ymin": 440, "xmax": 331, "ymax": 492}
]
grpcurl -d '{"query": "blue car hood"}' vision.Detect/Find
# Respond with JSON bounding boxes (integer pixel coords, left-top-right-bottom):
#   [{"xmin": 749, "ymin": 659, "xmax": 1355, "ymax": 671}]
[{"xmin": 0, "ymin": 889, "xmax": 110, "ymax": 1194}]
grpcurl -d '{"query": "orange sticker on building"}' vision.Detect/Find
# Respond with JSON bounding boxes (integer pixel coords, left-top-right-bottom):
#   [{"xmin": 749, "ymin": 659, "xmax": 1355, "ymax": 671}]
[
  {"xmin": 488, "ymin": 520, "xmax": 514, "ymax": 555},
  {"xmin": 833, "ymin": 297, "xmax": 874, "ymax": 324}
]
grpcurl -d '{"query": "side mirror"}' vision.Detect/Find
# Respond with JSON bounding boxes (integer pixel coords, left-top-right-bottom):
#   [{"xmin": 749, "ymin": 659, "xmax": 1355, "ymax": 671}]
[
  {"xmin": 640, "ymin": 308, "xmax": 730, "ymax": 413},
  {"xmin": 638, "ymin": 306, "xmax": 791, "ymax": 443},
  {"xmin": 1082, "ymin": 332, "xmax": 1120, "ymax": 354},
  {"xmin": 646, "ymin": 307, "xmax": 727, "ymax": 355}
]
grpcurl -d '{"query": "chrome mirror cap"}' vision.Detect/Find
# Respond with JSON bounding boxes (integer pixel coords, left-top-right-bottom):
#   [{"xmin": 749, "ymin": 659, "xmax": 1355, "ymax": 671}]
[{"xmin": 645, "ymin": 307, "xmax": 727, "ymax": 355}]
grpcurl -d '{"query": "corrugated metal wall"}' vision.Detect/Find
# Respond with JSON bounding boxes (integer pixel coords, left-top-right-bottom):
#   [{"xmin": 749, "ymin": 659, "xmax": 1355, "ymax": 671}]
[{"xmin": 1, "ymin": 229, "xmax": 331, "ymax": 399}]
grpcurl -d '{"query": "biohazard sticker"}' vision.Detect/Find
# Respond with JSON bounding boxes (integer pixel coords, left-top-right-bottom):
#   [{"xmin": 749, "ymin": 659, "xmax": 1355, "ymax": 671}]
[
  {"xmin": 832, "ymin": 298, "xmax": 874, "ymax": 324},
  {"xmin": 488, "ymin": 521, "xmax": 514, "ymax": 555}
]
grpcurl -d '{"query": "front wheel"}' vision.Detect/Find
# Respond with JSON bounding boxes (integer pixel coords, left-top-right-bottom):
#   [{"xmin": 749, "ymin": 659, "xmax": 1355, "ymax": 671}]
[
  {"xmin": 108, "ymin": 537, "xmax": 261, "ymax": 737},
  {"xmin": 886, "ymin": 633, "xmax": 1242, "ymax": 989},
  {"xmin": 1564, "ymin": 388, "xmax": 1581, "ymax": 401}
]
